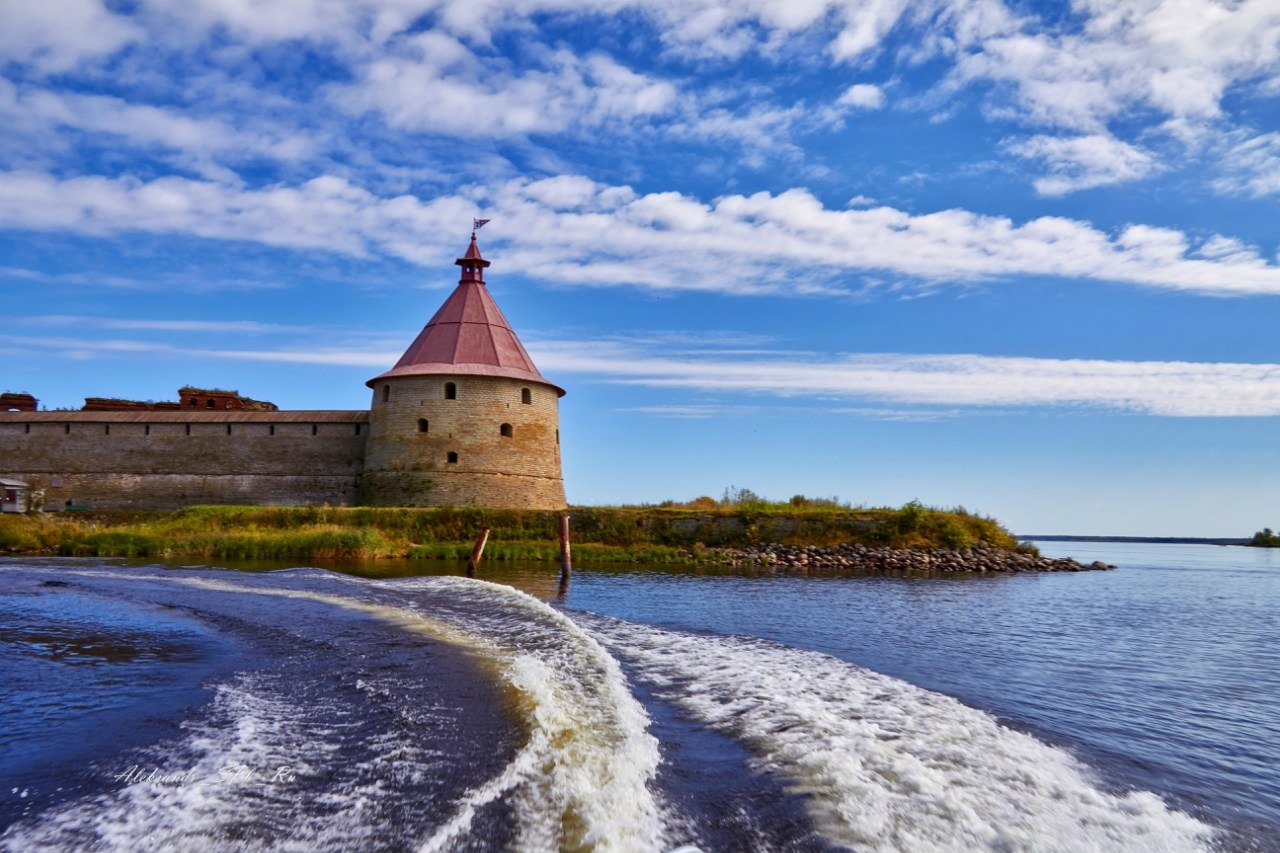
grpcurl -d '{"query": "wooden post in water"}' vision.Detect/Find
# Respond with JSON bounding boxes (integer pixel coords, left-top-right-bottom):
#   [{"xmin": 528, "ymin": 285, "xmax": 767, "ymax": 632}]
[
  {"xmin": 558, "ymin": 514, "xmax": 572, "ymax": 595},
  {"xmin": 467, "ymin": 527, "xmax": 490, "ymax": 578}
]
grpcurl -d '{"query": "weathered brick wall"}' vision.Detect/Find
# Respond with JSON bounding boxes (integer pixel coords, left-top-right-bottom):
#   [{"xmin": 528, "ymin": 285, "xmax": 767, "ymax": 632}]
[
  {"xmin": 0, "ymin": 379, "xmax": 567, "ymax": 511},
  {"xmin": 0, "ymin": 416, "xmax": 367, "ymax": 509},
  {"xmin": 363, "ymin": 374, "xmax": 565, "ymax": 509}
]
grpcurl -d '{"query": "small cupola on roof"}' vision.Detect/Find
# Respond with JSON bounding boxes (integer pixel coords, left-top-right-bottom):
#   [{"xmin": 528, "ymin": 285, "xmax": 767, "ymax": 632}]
[{"xmin": 366, "ymin": 231, "xmax": 564, "ymax": 396}]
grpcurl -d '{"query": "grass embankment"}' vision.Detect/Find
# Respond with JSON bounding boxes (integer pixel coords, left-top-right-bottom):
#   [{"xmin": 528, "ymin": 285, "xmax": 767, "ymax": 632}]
[{"xmin": 0, "ymin": 499, "xmax": 1029, "ymax": 563}]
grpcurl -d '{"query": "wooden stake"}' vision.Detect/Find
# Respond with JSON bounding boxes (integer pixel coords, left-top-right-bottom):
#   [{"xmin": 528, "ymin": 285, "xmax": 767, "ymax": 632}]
[
  {"xmin": 467, "ymin": 527, "xmax": 490, "ymax": 577},
  {"xmin": 558, "ymin": 514, "xmax": 572, "ymax": 592}
]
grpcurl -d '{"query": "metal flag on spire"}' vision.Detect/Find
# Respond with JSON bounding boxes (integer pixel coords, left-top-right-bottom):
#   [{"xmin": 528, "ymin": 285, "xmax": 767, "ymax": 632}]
[{"xmin": 472, "ymin": 218, "xmax": 491, "ymax": 232}]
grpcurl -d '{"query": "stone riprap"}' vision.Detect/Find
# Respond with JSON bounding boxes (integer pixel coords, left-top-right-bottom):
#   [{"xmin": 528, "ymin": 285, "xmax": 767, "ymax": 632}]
[{"xmin": 725, "ymin": 541, "xmax": 1115, "ymax": 573}]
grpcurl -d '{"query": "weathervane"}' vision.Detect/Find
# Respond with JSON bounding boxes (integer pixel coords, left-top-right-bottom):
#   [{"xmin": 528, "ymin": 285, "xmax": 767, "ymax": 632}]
[{"xmin": 472, "ymin": 218, "xmax": 491, "ymax": 233}]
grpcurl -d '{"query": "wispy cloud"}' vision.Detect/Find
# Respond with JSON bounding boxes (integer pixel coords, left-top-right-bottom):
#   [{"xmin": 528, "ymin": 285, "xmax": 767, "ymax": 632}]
[
  {"xmin": 4, "ymin": 1, "xmax": 1278, "ymax": 198},
  {"xmin": 1004, "ymin": 133, "xmax": 1161, "ymax": 196},
  {"xmin": 0, "ymin": 332, "xmax": 397, "ymax": 370},
  {"xmin": 0, "ymin": 0, "xmax": 139, "ymax": 73},
  {"xmin": 1213, "ymin": 129, "xmax": 1280, "ymax": 197},
  {"xmin": 531, "ymin": 339, "xmax": 1280, "ymax": 417},
  {"xmin": 617, "ymin": 404, "xmax": 767, "ymax": 419},
  {"xmin": 5, "ymin": 315, "xmax": 316, "ymax": 334},
  {"xmin": 9, "ymin": 325, "xmax": 1280, "ymax": 417},
  {"xmin": 941, "ymin": 0, "xmax": 1280, "ymax": 192},
  {"xmin": 0, "ymin": 81, "xmax": 313, "ymax": 177},
  {"xmin": 4, "ymin": 170, "xmax": 1280, "ymax": 297},
  {"xmin": 331, "ymin": 35, "xmax": 678, "ymax": 138}
]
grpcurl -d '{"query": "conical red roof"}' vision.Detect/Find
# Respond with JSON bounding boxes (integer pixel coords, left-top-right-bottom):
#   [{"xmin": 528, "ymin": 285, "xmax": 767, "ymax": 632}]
[{"xmin": 367, "ymin": 236, "xmax": 563, "ymax": 395}]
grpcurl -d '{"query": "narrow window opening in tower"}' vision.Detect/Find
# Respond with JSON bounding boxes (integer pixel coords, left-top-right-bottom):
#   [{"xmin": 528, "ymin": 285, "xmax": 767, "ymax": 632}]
[
  {"xmin": 556, "ymin": 429, "xmax": 560, "ymax": 444},
  {"xmin": 64, "ymin": 423, "xmax": 70, "ymax": 434},
  {"xmin": 226, "ymin": 424, "xmax": 232, "ymax": 435},
  {"xmin": 26, "ymin": 423, "xmax": 31, "ymax": 434},
  {"xmin": 382, "ymin": 385, "xmax": 390, "ymax": 403},
  {"xmin": 144, "ymin": 424, "xmax": 150, "ymax": 436},
  {"xmin": 312, "ymin": 424, "xmax": 318, "ymax": 436},
  {"xmin": 104, "ymin": 424, "xmax": 110, "ymax": 435},
  {"xmin": 418, "ymin": 418, "xmax": 429, "ymax": 433},
  {"xmin": 186, "ymin": 424, "xmax": 191, "ymax": 436},
  {"xmin": 270, "ymin": 425, "xmax": 276, "ymax": 436},
  {"xmin": 447, "ymin": 451, "xmax": 458, "ymax": 463},
  {"xmin": 500, "ymin": 423, "xmax": 513, "ymax": 438},
  {"xmin": 355, "ymin": 423, "xmax": 362, "ymax": 435},
  {"xmin": 445, "ymin": 382, "xmax": 457, "ymax": 400},
  {"xmin": 521, "ymin": 388, "xmax": 532, "ymax": 404}
]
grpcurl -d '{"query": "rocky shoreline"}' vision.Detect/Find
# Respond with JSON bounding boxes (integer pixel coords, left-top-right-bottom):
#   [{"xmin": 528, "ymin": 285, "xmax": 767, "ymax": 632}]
[{"xmin": 722, "ymin": 541, "xmax": 1115, "ymax": 573}]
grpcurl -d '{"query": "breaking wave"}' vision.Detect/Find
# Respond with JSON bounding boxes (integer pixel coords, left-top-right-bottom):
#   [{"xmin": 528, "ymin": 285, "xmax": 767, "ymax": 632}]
[{"xmin": 579, "ymin": 613, "xmax": 1216, "ymax": 853}]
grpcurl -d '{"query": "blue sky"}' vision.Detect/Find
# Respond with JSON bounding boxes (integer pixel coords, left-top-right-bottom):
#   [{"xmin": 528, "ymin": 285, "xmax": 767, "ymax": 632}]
[{"xmin": 2, "ymin": 0, "xmax": 1280, "ymax": 535}]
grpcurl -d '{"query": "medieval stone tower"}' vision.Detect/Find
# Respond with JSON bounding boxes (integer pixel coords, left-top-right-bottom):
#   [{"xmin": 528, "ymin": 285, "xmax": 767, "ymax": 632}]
[{"xmin": 360, "ymin": 232, "xmax": 567, "ymax": 509}]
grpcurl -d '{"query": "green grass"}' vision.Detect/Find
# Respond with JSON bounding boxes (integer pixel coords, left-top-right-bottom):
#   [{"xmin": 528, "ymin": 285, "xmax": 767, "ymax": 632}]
[{"xmin": 0, "ymin": 499, "xmax": 1031, "ymax": 562}]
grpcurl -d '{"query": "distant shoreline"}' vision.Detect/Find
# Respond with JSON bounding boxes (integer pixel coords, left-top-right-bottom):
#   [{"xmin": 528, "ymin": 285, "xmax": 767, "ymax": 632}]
[{"xmin": 1024, "ymin": 535, "xmax": 1250, "ymax": 546}]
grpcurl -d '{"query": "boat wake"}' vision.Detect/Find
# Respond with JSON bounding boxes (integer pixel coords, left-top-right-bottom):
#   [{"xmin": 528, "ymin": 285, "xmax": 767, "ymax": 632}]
[
  {"xmin": 577, "ymin": 613, "xmax": 1216, "ymax": 853},
  {"xmin": 1, "ymin": 565, "xmax": 1218, "ymax": 852}
]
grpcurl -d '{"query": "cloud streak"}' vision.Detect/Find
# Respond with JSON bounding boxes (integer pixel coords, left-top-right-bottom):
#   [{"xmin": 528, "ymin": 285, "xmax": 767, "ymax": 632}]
[
  {"xmin": 11, "ymin": 326, "xmax": 1279, "ymax": 418},
  {"xmin": 3, "ymin": 171, "xmax": 1280, "ymax": 297},
  {"xmin": 533, "ymin": 340, "xmax": 1280, "ymax": 417}
]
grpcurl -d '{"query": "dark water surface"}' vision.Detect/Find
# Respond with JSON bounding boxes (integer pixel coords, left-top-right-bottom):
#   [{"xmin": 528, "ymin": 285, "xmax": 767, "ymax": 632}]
[{"xmin": 1, "ymin": 543, "xmax": 1275, "ymax": 851}]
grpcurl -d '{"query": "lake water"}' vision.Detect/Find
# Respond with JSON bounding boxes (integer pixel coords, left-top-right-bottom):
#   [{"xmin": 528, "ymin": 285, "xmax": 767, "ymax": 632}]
[{"xmin": 1, "ymin": 541, "xmax": 1276, "ymax": 851}]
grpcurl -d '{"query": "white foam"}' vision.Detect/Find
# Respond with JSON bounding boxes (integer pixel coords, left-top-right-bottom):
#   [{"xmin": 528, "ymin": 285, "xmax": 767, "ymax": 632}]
[
  {"xmin": 165, "ymin": 574, "xmax": 669, "ymax": 852},
  {"xmin": 391, "ymin": 578, "xmax": 668, "ymax": 853},
  {"xmin": 580, "ymin": 615, "xmax": 1217, "ymax": 853},
  {"xmin": 1, "ymin": 673, "xmax": 409, "ymax": 852}
]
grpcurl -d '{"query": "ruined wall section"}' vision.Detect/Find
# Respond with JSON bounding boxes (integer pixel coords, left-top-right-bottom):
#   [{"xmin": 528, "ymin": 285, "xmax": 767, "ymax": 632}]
[
  {"xmin": 0, "ymin": 412, "xmax": 368, "ymax": 510},
  {"xmin": 362, "ymin": 374, "xmax": 565, "ymax": 509}
]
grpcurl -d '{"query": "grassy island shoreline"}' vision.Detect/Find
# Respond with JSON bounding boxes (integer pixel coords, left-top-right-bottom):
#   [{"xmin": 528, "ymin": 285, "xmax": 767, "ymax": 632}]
[{"xmin": 0, "ymin": 500, "xmax": 1036, "ymax": 565}]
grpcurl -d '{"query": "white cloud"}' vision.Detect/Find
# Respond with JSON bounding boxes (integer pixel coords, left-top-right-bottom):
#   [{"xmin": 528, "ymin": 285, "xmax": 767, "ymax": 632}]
[
  {"xmin": 4, "ymin": 171, "xmax": 1280, "ymax": 296},
  {"xmin": 7, "ymin": 0, "xmax": 1275, "ymax": 199},
  {"xmin": 0, "ymin": 82, "xmax": 313, "ymax": 175},
  {"xmin": 617, "ymin": 404, "xmax": 765, "ymax": 419},
  {"xmin": 141, "ymin": 0, "xmax": 432, "ymax": 51},
  {"xmin": 331, "ymin": 33, "xmax": 677, "ymax": 137},
  {"xmin": 936, "ymin": 0, "xmax": 1280, "ymax": 193},
  {"xmin": 837, "ymin": 83, "xmax": 886, "ymax": 110},
  {"xmin": 16, "ymin": 323, "xmax": 1279, "ymax": 417},
  {"xmin": 948, "ymin": 0, "xmax": 1280, "ymax": 133},
  {"xmin": 1213, "ymin": 130, "xmax": 1280, "ymax": 197},
  {"xmin": 0, "ymin": 333, "xmax": 397, "ymax": 368},
  {"xmin": 5, "ymin": 315, "xmax": 312, "ymax": 334},
  {"xmin": 531, "ymin": 339, "xmax": 1280, "ymax": 417},
  {"xmin": 0, "ymin": 0, "xmax": 140, "ymax": 73},
  {"xmin": 1005, "ymin": 133, "xmax": 1161, "ymax": 195}
]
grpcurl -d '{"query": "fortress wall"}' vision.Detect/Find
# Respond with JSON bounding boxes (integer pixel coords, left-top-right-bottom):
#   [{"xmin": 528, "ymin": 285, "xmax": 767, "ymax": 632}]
[
  {"xmin": 363, "ymin": 374, "xmax": 565, "ymax": 509},
  {"xmin": 0, "ymin": 415, "xmax": 368, "ymax": 509}
]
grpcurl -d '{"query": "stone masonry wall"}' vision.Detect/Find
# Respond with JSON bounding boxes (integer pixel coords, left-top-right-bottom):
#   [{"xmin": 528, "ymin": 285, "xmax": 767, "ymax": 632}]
[
  {"xmin": 0, "ymin": 416, "xmax": 368, "ymax": 510},
  {"xmin": 362, "ymin": 374, "xmax": 565, "ymax": 509}
]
